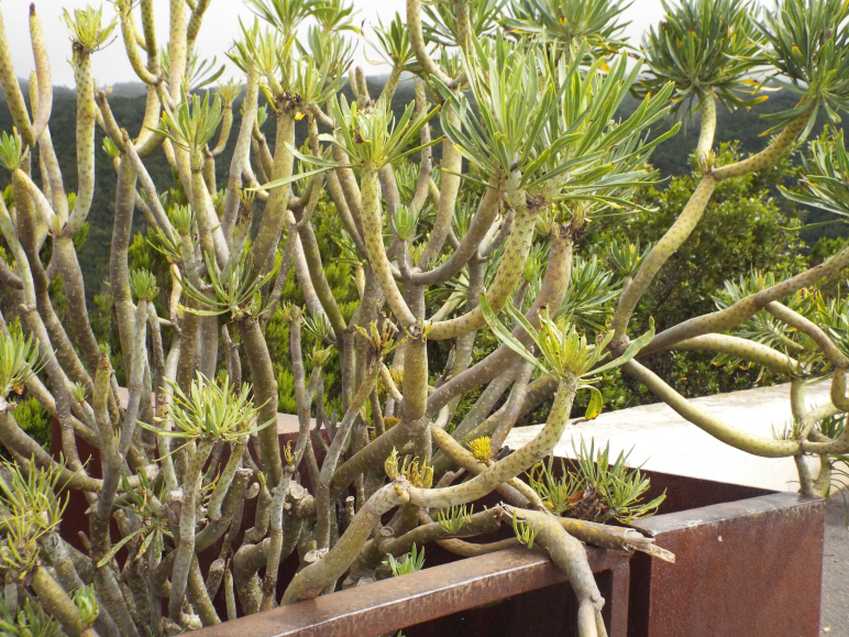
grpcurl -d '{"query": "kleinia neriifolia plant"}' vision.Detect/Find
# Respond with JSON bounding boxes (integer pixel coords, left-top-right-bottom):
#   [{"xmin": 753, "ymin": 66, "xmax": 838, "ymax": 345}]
[{"xmin": 1, "ymin": 1, "xmax": 849, "ymax": 636}]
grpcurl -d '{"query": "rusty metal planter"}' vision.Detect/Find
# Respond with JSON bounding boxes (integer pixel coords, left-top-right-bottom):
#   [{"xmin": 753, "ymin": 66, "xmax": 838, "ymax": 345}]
[
  {"xmin": 190, "ymin": 546, "xmax": 631, "ymax": 637},
  {"xmin": 186, "ymin": 470, "xmax": 825, "ymax": 637},
  {"xmin": 628, "ymin": 472, "xmax": 825, "ymax": 637},
  {"xmin": 52, "ymin": 415, "xmax": 824, "ymax": 636}
]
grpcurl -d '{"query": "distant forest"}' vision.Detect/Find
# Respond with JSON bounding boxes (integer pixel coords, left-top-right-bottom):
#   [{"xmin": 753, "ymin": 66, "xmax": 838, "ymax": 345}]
[{"xmin": 1, "ymin": 77, "xmax": 845, "ymax": 297}]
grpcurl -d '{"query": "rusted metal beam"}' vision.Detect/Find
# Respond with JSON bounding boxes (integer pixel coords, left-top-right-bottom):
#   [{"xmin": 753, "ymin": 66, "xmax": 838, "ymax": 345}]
[{"xmin": 190, "ymin": 546, "xmax": 631, "ymax": 637}]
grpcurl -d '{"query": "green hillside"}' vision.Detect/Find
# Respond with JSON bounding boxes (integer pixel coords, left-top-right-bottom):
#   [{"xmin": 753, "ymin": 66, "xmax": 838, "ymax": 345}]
[{"xmin": 0, "ymin": 79, "xmax": 844, "ymax": 297}]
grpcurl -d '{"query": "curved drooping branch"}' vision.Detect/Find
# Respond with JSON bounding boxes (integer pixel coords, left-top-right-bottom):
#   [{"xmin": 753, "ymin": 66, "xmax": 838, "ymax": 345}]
[
  {"xmin": 428, "ymin": 194, "xmax": 537, "ymax": 341},
  {"xmin": 612, "ymin": 111, "xmax": 809, "ymax": 345},
  {"xmin": 502, "ymin": 506, "xmax": 606, "ymax": 637},
  {"xmin": 644, "ymin": 243, "xmax": 849, "ymax": 354},
  {"xmin": 624, "ymin": 359, "xmax": 803, "ymax": 457},
  {"xmin": 764, "ymin": 301, "xmax": 849, "ymax": 369},
  {"xmin": 672, "ymin": 333, "xmax": 801, "ymax": 376}
]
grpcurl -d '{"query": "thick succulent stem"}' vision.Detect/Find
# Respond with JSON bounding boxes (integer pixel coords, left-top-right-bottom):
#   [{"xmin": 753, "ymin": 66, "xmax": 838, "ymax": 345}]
[
  {"xmin": 409, "ymin": 376, "xmax": 577, "ymax": 509},
  {"xmin": 0, "ymin": 7, "xmax": 34, "ymax": 144},
  {"xmin": 239, "ymin": 317, "xmax": 284, "ymax": 486},
  {"xmin": 712, "ymin": 114, "xmax": 808, "ymax": 181},
  {"xmin": 252, "ymin": 112, "xmax": 295, "ymax": 275},
  {"xmin": 502, "ymin": 506, "xmax": 605, "ymax": 637},
  {"xmin": 612, "ymin": 175, "xmax": 716, "ymax": 342},
  {"xmin": 406, "ymin": 0, "xmax": 452, "ymax": 85},
  {"xmin": 68, "ymin": 49, "xmax": 97, "ymax": 234},
  {"xmin": 28, "ymin": 4, "xmax": 52, "ymax": 139},
  {"xmin": 428, "ymin": 195, "xmax": 536, "ymax": 341},
  {"xmin": 282, "ymin": 482, "xmax": 410, "ymax": 603},
  {"xmin": 645, "ymin": 243, "xmax": 849, "ymax": 354},
  {"xmin": 110, "ymin": 159, "xmax": 138, "ymax": 371},
  {"xmin": 673, "ymin": 333, "xmax": 800, "ymax": 376},
  {"xmin": 168, "ymin": 440, "xmax": 212, "ymax": 619},
  {"xmin": 624, "ymin": 359, "xmax": 801, "ymax": 456},
  {"xmin": 360, "ymin": 167, "xmax": 417, "ymax": 326},
  {"xmin": 31, "ymin": 566, "xmax": 85, "ymax": 637},
  {"xmin": 695, "ymin": 92, "xmax": 716, "ymax": 166},
  {"xmin": 418, "ymin": 106, "xmax": 462, "ymax": 266}
]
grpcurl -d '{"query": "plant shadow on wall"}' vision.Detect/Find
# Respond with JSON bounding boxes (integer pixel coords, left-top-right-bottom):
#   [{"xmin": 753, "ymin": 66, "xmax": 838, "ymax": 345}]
[{"xmin": 3, "ymin": 1, "xmax": 849, "ymax": 637}]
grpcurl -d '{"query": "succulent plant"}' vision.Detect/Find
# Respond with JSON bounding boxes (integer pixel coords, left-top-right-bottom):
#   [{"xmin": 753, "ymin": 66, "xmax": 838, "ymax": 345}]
[{"xmin": 0, "ymin": 1, "xmax": 848, "ymax": 635}]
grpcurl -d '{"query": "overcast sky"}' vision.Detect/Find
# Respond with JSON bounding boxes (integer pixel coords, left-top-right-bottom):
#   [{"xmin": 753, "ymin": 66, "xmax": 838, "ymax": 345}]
[{"xmin": 6, "ymin": 1, "xmax": 673, "ymax": 86}]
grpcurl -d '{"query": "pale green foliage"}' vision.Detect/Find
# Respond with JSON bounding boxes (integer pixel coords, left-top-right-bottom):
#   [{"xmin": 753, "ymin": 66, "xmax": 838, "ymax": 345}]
[
  {"xmin": 384, "ymin": 543, "xmax": 426, "ymax": 576},
  {"xmin": 235, "ymin": 1, "xmax": 353, "ymax": 104},
  {"xmin": 0, "ymin": 129, "xmax": 22, "ymax": 171},
  {"xmin": 383, "ymin": 449, "xmax": 434, "ymax": 487},
  {"xmin": 325, "ymin": 96, "xmax": 437, "ymax": 168},
  {"xmin": 129, "ymin": 268, "xmax": 159, "ymax": 303},
  {"xmin": 714, "ymin": 271, "xmax": 818, "ymax": 366},
  {"xmin": 528, "ymin": 441, "xmax": 666, "ymax": 522},
  {"xmin": 246, "ymin": 0, "xmax": 313, "ymax": 33},
  {"xmin": 143, "ymin": 373, "xmax": 269, "ymax": 442},
  {"xmin": 0, "ymin": 326, "xmax": 43, "ymax": 399},
  {"xmin": 605, "ymin": 239, "xmax": 650, "ymax": 279},
  {"xmin": 0, "ymin": 597, "xmax": 62, "ymax": 637},
  {"xmin": 439, "ymin": 34, "xmax": 573, "ymax": 187},
  {"xmin": 511, "ymin": 512, "xmax": 538, "ymax": 548},
  {"xmin": 179, "ymin": 51, "xmax": 226, "ymax": 92},
  {"xmin": 10, "ymin": 397, "xmax": 50, "ymax": 448},
  {"xmin": 572, "ymin": 439, "xmax": 667, "ymax": 523},
  {"xmin": 781, "ymin": 127, "xmax": 849, "ymax": 218},
  {"xmin": 558, "ymin": 254, "xmax": 623, "ymax": 332},
  {"xmin": 440, "ymin": 35, "xmax": 677, "ymax": 204},
  {"xmin": 72, "ymin": 584, "xmax": 99, "ymax": 628},
  {"xmin": 436, "ymin": 504, "xmax": 474, "ymax": 533},
  {"xmin": 758, "ymin": 0, "xmax": 849, "ymax": 133},
  {"xmin": 156, "ymin": 93, "xmax": 224, "ymax": 153},
  {"xmin": 640, "ymin": 0, "xmax": 763, "ymax": 113},
  {"xmin": 481, "ymin": 296, "xmax": 654, "ymax": 419},
  {"xmin": 374, "ymin": 13, "xmax": 416, "ymax": 69},
  {"xmin": 62, "ymin": 4, "xmax": 117, "ymax": 53},
  {"xmin": 392, "ymin": 205, "xmax": 420, "ymax": 243},
  {"xmin": 506, "ymin": 0, "xmax": 631, "ymax": 50},
  {"xmin": 717, "ymin": 271, "xmax": 849, "ymax": 370},
  {"xmin": 229, "ymin": 19, "xmax": 287, "ymax": 78},
  {"xmin": 310, "ymin": 0, "xmax": 359, "ymax": 32},
  {"xmin": 101, "ymin": 136, "xmax": 119, "ymax": 160},
  {"xmin": 807, "ymin": 291, "xmax": 849, "ymax": 358},
  {"xmin": 297, "ymin": 27, "xmax": 355, "ymax": 97},
  {"xmin": 527, "ymin": 456, "xmax": 582, "ymax": 514},
  {"xmin": 217, "ymin": 81, "xmax": 242, "ymax": 106},
  {"xmin": 169, "ymin": 204, "xmax": 195, "ymax": 238},
  {"xmin": 424, "ymin": 0, "xmax": 505, "ymax": 46},
  {"xmin": 0, "ymin": 458, "xmax": 68, "ymax": 575},
  {"xmin": 480, "ymin": 298, "xmax": 652, "ymax": 380},
  {"xmin": 104, "ymin": 472, "xmax": 172, "ymax": 568},
  {"xmin": 352, "ymin": 319, "xmax": 400, "ymax": 359},
  {"xmin": 178, "ymin": 246, "xmax": 281, "ymax": 319},
  {"xmin": 714, "ymin": 271, "xmax": 796, "ymax": 346}
]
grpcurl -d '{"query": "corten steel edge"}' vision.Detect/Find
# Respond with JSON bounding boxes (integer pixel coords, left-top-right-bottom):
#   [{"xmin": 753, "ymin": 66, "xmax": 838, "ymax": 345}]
[
  {"xmin": 627, "ymin": 472, "xmax": 825, "ymax": 637},
  {"xmin": 188, "ymin": 546, "xmax": 631, "ymax": 637}
]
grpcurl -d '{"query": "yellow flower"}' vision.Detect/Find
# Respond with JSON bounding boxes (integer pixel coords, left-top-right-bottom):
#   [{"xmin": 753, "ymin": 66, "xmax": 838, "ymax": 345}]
[{"xmin": 467, "ymin": 436, "xmax": 493, "ymax": 462}]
